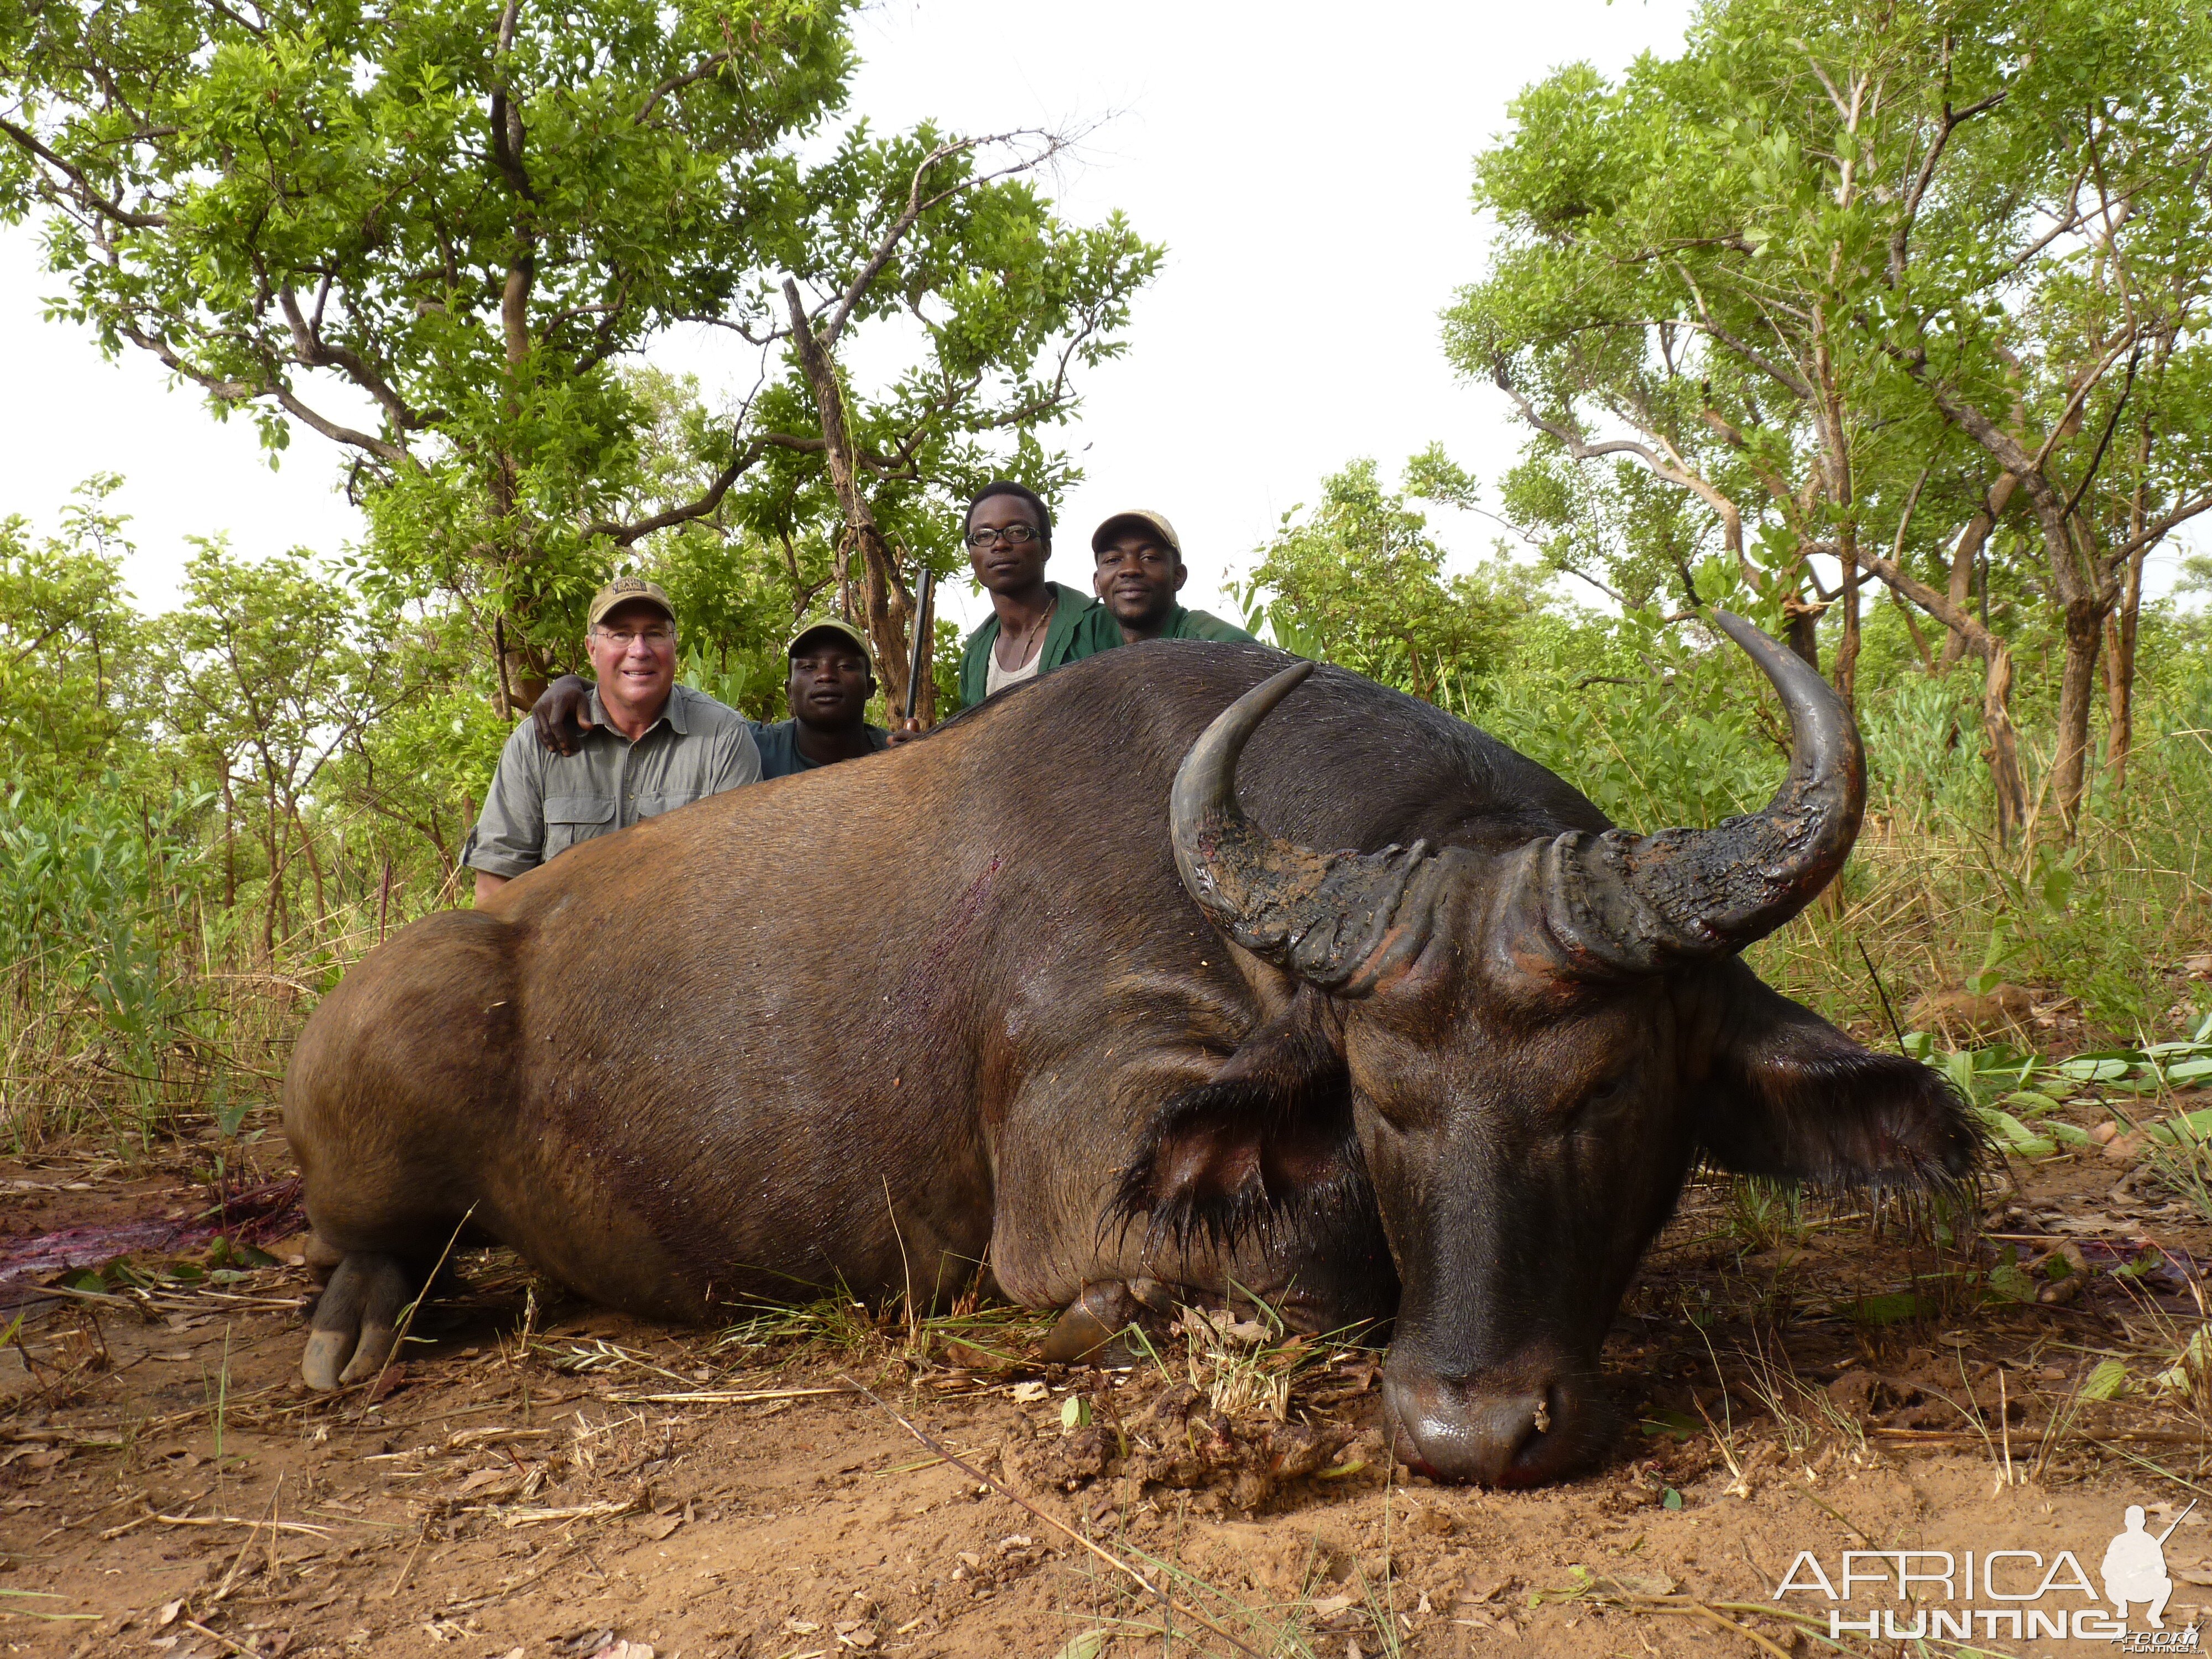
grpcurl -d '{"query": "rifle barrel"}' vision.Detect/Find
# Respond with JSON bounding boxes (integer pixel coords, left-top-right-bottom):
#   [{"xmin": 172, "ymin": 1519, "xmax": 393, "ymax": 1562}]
[
  {"xmin": 902, "ymin": 566, "xmax": 936, "ymax": 723},
  {"xmin": 2157, "ymin": 1498, "xmax": 2198, "ymax": 1545}
]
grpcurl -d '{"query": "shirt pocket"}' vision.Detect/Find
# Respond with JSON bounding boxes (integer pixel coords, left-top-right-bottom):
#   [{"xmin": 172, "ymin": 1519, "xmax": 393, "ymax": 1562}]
[{"xmin": 543, "ymin": 794, "xmax": 616, "ymax": 859}]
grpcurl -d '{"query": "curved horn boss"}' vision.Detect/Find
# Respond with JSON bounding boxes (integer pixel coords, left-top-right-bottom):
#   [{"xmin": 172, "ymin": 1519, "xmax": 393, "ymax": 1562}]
[
  {"xmin": 1531, "ymin": 609, "xmax": 1864, "ymax": 973},
  {"xmin": 1170, "ymin": 611, "xmax": 1864, "ymax": 982},
  {"xmin": 1168, "ymin": 660, "xmax": 1473, "ymax": 995}
]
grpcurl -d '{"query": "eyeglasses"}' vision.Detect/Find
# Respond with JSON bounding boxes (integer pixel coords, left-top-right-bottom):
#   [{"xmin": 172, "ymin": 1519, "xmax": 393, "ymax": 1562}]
[
  {"xmin": 595, "ymin": 625, "xmax": 674, "ymax": 648},
  {"xmin": 966, "ymin": 524, "xmax": 1040, "ymax": 549}
]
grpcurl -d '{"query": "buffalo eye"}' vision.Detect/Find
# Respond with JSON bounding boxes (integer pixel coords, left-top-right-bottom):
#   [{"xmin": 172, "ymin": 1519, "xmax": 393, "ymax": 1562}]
[{"xmin": 1573, "ymin": 1067, "xmax": 1636, "ymax": 1123}]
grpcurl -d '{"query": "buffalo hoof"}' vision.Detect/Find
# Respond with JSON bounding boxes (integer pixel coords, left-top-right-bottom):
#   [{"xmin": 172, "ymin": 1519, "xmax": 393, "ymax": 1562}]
[
  {"xmin": 302, "ymin": 1253, "xmax": 413, "ymax": 1391},
  {"xmin": 1039, "ymin": 1281, "xmax": 1141, "ymax": 1364}
]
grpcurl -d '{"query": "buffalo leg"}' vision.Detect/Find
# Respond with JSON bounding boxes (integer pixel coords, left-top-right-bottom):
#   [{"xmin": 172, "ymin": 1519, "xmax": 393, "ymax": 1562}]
[{"xmin": 302, "ymin": 1253, "xmax": 413, "ymax": 1391}]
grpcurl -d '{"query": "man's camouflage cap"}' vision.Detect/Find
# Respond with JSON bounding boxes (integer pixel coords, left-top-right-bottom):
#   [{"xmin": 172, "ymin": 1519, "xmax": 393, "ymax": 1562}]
[{"xmin": 587, "ymin": 577, "xmax": 676, "ymax": 630}]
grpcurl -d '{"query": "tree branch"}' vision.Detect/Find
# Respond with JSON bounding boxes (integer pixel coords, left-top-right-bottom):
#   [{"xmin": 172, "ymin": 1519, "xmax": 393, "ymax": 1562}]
[
  {"xmin": 273, "ymin": 284, "xmax": 425, "ymax": 434},
  {"xmin": 634, "ymin": 48, "xmax": 738, "ymax": 124},
  {"xmin": 1887, "ymin": 91, "xmax": 2005, "ymax": 286},
  {"xmin": 816, "ymin": 127, "xmax": 1076, "ymax": 352},
  {"xmin": 2108, "ymin": 489, "xmax": 2212, "ymax": 562},
  {"xmin": 113, "ymin": 316, "xmax": 417, "ymax": 466},
  {"xmin": 0, "ymin": 112, "xmax": 169, "ymax": 227},
  {"xmin": 585, "ymin": 436, "xmax": 769, "ymax": 546},
  {"xmin": 1492, "ymin": 359, "xmax": 1748, "ymax": 568}
]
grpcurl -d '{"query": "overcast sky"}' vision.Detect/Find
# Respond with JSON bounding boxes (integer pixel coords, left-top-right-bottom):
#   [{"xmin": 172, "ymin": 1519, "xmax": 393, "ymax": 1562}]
[{"xmin": 7, "ymin": 0, "xmax": 2187, "ymax": 627}]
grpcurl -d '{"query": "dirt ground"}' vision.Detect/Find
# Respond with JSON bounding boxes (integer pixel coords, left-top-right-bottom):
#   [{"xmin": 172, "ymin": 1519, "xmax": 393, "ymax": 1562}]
[{"xmin": 6, "ymin": 1093, "xmax": 2212, "ymax": 1659}]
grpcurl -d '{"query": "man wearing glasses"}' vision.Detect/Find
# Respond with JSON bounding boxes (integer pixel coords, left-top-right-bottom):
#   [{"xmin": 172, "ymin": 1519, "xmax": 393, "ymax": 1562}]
[
  {"xmin": 463, "ymin": 577, "xmax": 760, "ymax": 905},
  {"xmin": 954, "ymin": 480, "xmax": 1125, "ymax": 707}
]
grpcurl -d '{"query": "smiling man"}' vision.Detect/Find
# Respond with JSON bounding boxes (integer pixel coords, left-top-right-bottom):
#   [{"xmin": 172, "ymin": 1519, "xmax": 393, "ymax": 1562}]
[
  {"xmin": 954, "ymin": 480, "xmax": 1124, "ymax": 707},
  {"xmin": 749, "ymin": 617, "xmax": 890, "ymax": 778},
  {"xmin": 466, "ymin": 577, "xmax": 760, "ymax": 905},
  {"xmin": 1091, "ymin": 508, "xmax": 1254, "ymax": 645}
]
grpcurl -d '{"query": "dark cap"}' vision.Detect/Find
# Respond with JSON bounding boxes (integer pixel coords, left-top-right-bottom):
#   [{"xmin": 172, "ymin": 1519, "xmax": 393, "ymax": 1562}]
[{"xmin": 786, "ymin": 616, "xmax": 874, "ymax": 664}]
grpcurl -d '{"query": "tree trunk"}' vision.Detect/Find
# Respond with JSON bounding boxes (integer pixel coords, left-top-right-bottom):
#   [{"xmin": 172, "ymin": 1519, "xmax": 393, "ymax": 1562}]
[
  {"xmin": 1851, "ymin": 543, "xmax": 2028, "ymax": 846},
  {"xmin": 221, "ymin": 768, "xmax": 238, "ymax": 910},
  {"xmin": 1833, "ymin": 529, "xmax": 1861, "ymax": 708},
  {"xmin": 505, "ymin": 649, "xmax": 547, "ymax": 716},
  {"xmin": 1887, "ymin": 582, "xmax": 1934, "ymax": 669},
  {"xmin": 288, "ymin": 798, "xmax": 329, "ymax": 925},
  {"xmin": 1939, "ymin": 473, "xmax": 2017, "ymax": 670},
  {"xmin": 1981, "ymin": 643, "xmax": 2028, "ymax": 847},
  {"xmin": 2050, "ymin": 599, "xmax": 2106, "ymax": 829},
  {"xmin": 783, "ymin": 280, "xmax": 918, "ymax": 712},
  {"xmin": 1781, "ymin": 592, "xmax": 1823, "ymax": 671},
  {"xmin": 2104, "ymin": 509, "xmax": 2150, "ymax": 791}
]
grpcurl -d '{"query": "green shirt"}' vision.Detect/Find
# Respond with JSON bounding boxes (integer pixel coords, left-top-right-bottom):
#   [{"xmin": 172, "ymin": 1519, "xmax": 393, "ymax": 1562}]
[
  {"xmin": 462, "ymin": 683, "xmax": 760, "ymax": 879},
  {"xmin": 748, "ymin": 717, "xmax": 890, "ymax": 779},
  {"xmin": 957, "ymin": 581, "xmax": 1124, "ymax": 707},
  {"xmin": 1159, "ymin": 606, "xmax": 1257, "ymax": 643}
]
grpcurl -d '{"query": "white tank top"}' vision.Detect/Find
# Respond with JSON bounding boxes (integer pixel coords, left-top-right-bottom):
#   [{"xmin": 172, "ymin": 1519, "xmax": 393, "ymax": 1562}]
[
  {"xmin": 986, "ymin": 647, "xmax": 1042, "ymax": 696},
  {"xmin": 985, "ymin": 607, "xmax": 1052, "ymax": 695}
]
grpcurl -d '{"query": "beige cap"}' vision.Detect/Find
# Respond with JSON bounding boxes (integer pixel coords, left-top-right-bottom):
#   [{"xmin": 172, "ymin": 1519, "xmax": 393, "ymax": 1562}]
[
  {"xmin": 786, "ymin": 616, "xmax": 873, "ymax": 661},
  {"xmin": 1091, "ymin": 508, "xmax": 1182, "ymax": 558},
  {"xmin": 587, "ymin": 576, "xmax": 676, "ymax": 630}
]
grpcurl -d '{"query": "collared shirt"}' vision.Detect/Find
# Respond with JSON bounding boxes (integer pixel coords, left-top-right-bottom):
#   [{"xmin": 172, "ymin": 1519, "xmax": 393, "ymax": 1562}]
[
  {"xmin": 462, "ymin": 683, "xmax": 760, "ymax": 879},
  {"xmin": 957, "ymin": 581, "xmax": 1124, "ymax": 708},
  {"xmin": 749, "ymin": 718, "xmax": 890, "ymax": 780},
  {"xmin": 1159, "ymin": 606, "xmax": 1257, "ymax": 643}
]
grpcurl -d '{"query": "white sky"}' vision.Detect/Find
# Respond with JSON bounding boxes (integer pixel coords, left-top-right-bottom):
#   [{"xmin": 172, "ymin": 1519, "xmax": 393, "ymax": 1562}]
[{"xmin": 2, "ymin": 0, "xmax": 2194, "ymax": 625}]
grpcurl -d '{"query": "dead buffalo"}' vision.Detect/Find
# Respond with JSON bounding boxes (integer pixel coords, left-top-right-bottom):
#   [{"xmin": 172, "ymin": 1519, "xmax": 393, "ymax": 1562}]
[{"xmin": 284, "ymin": 613, "xmax": 1972, "ymax": 1485}]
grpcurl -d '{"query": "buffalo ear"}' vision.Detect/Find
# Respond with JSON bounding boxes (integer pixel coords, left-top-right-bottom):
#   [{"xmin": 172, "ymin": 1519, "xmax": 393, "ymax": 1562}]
[
  {"xmin": 1695, "ymin": 969, "xmax": 1981, "ymax": 1190},
  {"xmin": 1109, "ymin": 992, "xmax": 1369, "ymax": 1254}
]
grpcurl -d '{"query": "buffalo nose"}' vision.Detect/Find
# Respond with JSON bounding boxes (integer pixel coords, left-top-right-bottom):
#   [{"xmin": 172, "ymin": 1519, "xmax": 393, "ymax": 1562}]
[{"xmin": 1382, "ymin": 1363, "xmax": 1599, "ymax": 1488}]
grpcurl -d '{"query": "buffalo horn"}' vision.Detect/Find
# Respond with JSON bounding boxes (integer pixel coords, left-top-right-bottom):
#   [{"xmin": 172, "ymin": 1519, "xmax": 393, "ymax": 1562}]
[
  {"xmin": 1170, "ymin": 661, "xmax": 1464, "ymax": 995},
  {"xmin": 1532, "ymin": 609, "xmax": 1866, "ymax": 974}
]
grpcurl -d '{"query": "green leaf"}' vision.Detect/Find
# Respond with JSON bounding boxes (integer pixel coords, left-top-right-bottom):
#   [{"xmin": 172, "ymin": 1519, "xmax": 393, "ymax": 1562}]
[
  {"xmin": 1975, "ymin": 1107, "xmax": 2056, "ymax": 1158},
  {"xmin": 2081, "ymin": 1359, "xmax": 2131, "ymax": 1401},
  {"xmin": 1639, "ymin": 1409, "xmax": 1700, "ymax": 1442},
  {"xmin": 1987, "ymin": 1262, "xmax": 2041, "ymax": 1303},
  {"xmin": 2057, "ymin": 1057, "xmax": 2135, "ymax": 1082},
  {"xmin": 1662, "ymin": 1488, "xmax": 1684, "ymax": 1510},
  {"xmin": 1848, "ymin": 1292, "xmax": 1934, "ymax": 1327},
  {"xmin": 1060, "ymin": 1396, "xmax": 1092, "ymax": 1430}
]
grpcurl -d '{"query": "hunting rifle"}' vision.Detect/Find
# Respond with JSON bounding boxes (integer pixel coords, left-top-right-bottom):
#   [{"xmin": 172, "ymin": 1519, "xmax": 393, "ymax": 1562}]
[{"xmin": 901, "ymin": 565, "xmax": 936, "ymax": 729}]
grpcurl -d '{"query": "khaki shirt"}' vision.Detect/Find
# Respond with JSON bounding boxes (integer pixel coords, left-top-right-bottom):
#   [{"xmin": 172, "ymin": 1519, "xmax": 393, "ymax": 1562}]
[{"xmin": 462, "ymin": 684, "xmax": 760, "ymax": 880}]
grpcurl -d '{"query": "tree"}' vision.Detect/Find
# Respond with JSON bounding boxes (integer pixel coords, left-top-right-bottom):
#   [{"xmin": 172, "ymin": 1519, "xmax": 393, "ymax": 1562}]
[
  {"xmin": 156, "ymin": 543, "xmax": 415, "ymax": 951},
  {"xmin": 1448, "ymin": 0, "xmax": 2212, "ymax": 839},
  {"xmin": 0, "ymin": 476, "xmax": 147, "ymax": 790},
  {"xmin": 1245, "ymin": 457, "xmax": 1536, "ymax": 702},
  {"xmin": 0, "ymin": 0, "xmax": 1157, "ymax": 705}
]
